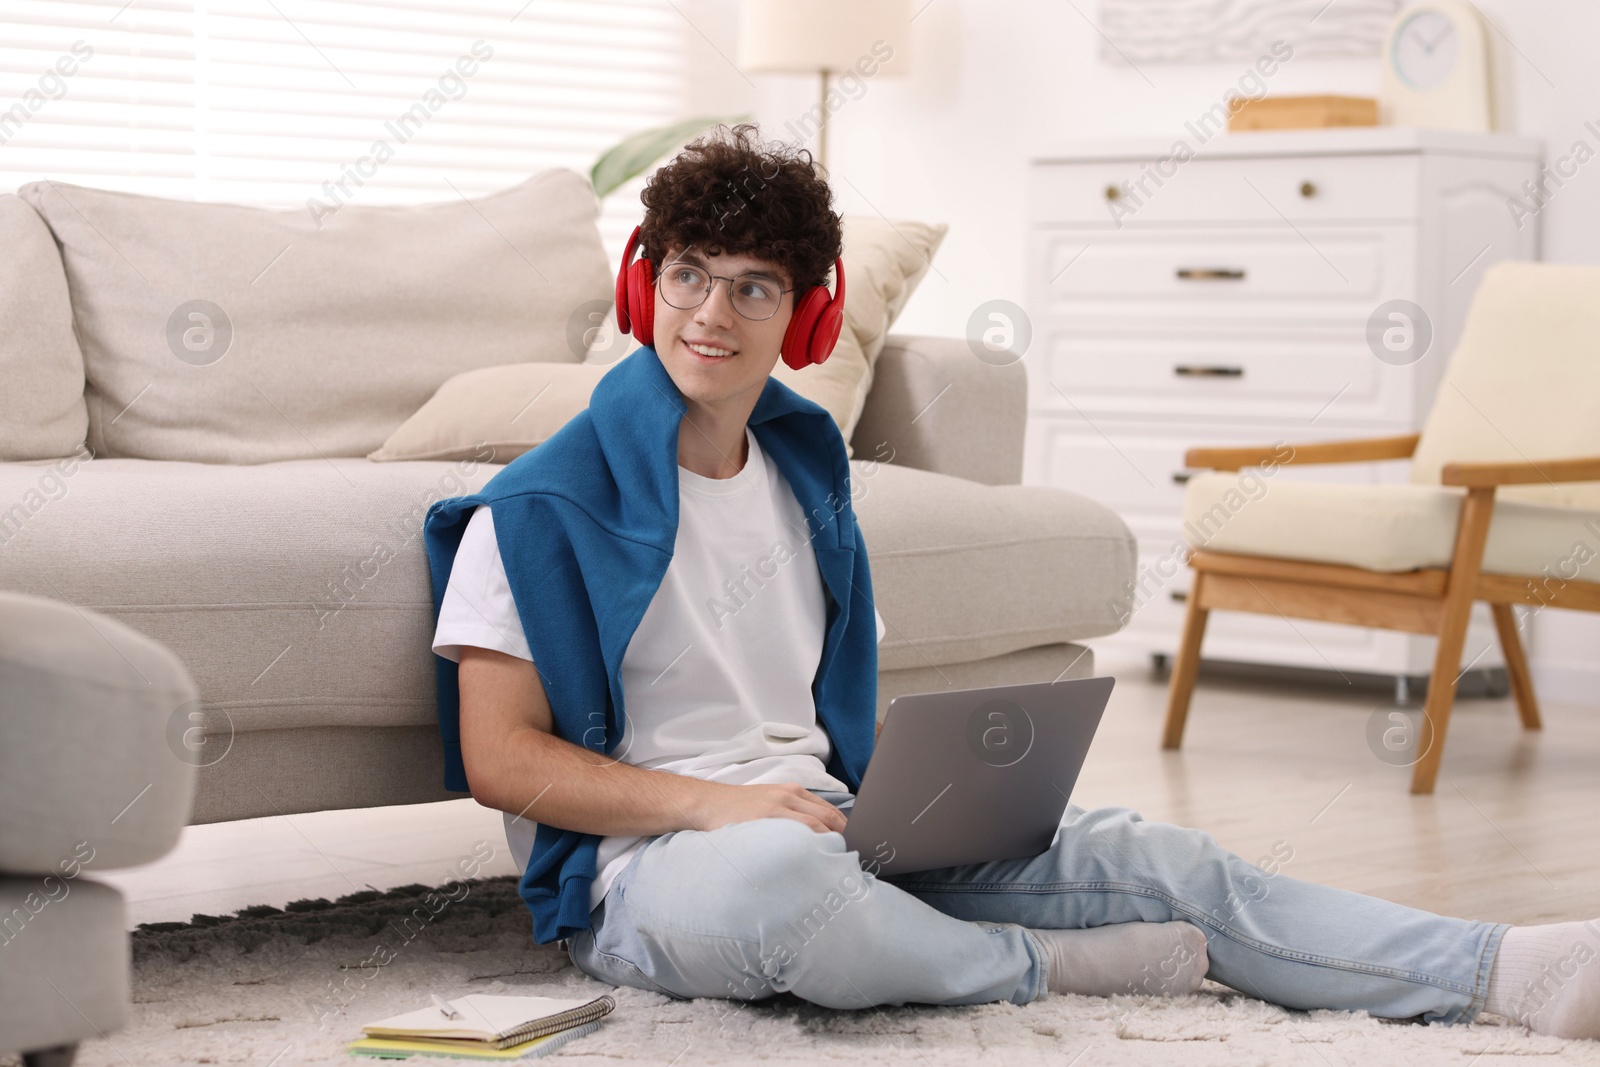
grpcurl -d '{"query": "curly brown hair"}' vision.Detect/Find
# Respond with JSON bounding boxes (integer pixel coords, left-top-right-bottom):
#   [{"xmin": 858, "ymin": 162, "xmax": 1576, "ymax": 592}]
[{"xmin": 638, "ymin": 122, "xmax": 842, "ymax": 294}]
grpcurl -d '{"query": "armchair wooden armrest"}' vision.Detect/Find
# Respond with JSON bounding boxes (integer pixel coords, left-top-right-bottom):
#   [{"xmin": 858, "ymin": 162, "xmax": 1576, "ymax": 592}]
[
  {"xmin": 1441, "ymin": 455, "xmax": 1600, "ymax": 488},
  {"xmin": 1184, "ymin": 434, "xmax": 1420, "ymax": 472}
]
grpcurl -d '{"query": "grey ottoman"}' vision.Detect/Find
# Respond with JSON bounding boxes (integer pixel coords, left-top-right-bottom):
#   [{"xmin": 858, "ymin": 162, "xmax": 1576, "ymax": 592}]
[{"xmin": 0, "ymin": 591, "xmax": 198, "ymax": 1067}]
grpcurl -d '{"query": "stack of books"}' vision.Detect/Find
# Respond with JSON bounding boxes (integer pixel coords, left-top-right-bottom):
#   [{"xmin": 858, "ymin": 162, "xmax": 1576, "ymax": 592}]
[{"xmin": 347, "ymin": 992, "xmax": 616, "ymax": 1060}]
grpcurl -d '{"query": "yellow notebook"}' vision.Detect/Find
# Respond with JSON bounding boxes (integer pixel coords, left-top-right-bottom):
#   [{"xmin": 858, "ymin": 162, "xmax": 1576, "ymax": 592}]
[
  {"xmin": 348, "ymin": 1019, "xmax": 603, "ymax": 1060},
  {"xmin": 356, "ymin": 993, "xmax": 614, "ymax": 1053}
]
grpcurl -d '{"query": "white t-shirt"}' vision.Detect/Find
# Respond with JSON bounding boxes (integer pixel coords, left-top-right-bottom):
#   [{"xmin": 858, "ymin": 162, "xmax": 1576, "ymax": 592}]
[{"xmin": 432, "ymin": 426, "xmax": 884, "ymax": 912}]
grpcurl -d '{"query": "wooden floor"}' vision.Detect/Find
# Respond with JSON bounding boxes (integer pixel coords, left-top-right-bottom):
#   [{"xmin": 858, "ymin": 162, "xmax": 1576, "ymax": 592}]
[{"xmin": 101, "ymin": 647, "xmax": 1600, "ymax": 930}]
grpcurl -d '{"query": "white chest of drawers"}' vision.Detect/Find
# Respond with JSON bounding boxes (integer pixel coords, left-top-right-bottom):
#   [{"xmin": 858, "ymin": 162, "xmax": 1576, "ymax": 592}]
[{"xmin": 1023, "ymin": 128, "xmax": 1543, "ymax": 682}]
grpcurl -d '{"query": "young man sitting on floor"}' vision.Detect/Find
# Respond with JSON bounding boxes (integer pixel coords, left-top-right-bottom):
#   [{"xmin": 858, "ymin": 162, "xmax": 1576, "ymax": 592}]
[{"xmin": 423, "ymin": 123, "xmax": 1599, "ymax": 1038}]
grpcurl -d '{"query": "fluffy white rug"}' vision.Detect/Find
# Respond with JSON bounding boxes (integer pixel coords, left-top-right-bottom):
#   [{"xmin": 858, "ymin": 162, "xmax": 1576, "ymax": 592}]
[{"xmin": 15, "ymin": 876, "xmax": 1600, "ymax": 1067}]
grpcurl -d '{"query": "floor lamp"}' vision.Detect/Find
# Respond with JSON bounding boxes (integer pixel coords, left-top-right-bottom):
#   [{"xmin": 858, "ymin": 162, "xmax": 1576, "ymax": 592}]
[{"xmin": 737, "ymin": 0, "xmax": 911, "ymax": 174}]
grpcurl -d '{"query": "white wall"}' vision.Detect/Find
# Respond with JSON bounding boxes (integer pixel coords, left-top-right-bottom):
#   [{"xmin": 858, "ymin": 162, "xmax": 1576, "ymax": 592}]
[{"xmin": 684, "ymin": 0, "xmax": 1600, "ymax": 697}]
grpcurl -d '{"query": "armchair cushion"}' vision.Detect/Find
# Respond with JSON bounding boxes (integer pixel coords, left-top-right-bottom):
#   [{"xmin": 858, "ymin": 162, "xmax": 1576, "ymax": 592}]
[
  {"xmin": 1411, "ymin": 261, "xmax": 1600, "ymax": 510},
  {"xmin": 1184, "ymin": 472, "xmax": 1600, "ymax": 579}
]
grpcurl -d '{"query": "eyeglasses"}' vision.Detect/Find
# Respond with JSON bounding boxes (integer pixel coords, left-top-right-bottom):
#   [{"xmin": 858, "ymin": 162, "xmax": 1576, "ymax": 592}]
[{"xmin": 658, "ymin": 259, "xmax": 797, "ymax": 321}]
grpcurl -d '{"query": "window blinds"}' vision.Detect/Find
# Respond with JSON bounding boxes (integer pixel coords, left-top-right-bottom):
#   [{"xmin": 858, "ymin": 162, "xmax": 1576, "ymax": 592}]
[{"xmin": 0, "ymin": 0, "xmax": 686, "ymax": 246}]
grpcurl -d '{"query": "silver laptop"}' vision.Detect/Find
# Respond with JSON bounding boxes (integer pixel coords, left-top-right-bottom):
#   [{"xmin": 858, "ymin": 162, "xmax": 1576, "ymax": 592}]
[{"xmin": 840, "ymin": 676, "xmax": 1115, "ymax": 877}]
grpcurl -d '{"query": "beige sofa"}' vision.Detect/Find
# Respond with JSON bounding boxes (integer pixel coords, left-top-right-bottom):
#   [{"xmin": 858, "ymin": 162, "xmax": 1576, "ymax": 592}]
[{"xmin": 0, "ymin": 171, "xmax": 1137, "ymax": 828}]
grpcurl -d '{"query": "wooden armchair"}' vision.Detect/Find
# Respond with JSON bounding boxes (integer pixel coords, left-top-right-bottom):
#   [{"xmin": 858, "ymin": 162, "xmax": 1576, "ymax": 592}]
[{"xmin": 1160, "ymin": 262, "xmax": 1600, "ymax": 793}]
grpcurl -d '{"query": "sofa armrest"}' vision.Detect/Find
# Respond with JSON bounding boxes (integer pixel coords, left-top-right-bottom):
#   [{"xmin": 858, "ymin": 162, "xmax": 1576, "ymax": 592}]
[
  {"xmin": 0, "ymin": 591, "xmax": 197, "ymax": 872},
  {"xmin": 850, "ymin": 334, "xmax": 1027, "ymax": 486}
]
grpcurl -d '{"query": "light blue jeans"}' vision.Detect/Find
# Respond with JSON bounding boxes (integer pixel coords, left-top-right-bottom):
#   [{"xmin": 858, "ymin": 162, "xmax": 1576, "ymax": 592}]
[{"xmin": 566, "ymin": 790, "xmax": 1507, "ymax": 1020}]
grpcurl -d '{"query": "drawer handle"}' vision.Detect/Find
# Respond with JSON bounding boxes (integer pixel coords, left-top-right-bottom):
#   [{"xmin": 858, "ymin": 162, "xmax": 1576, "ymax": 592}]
[
  {"xmin": 1300, "ymin": 180, "xmax": 1318, "ymax": 198},
  {"xmin": 1171, "ymin": 591, "xmax": 1188, "ymax": 603},
  {"xmin": 1172, "ymin": 471, "xmax": 1194, "ymax": 485},
  {"xmin": 1176, "ymin": 267, "xmax": 1246, "ymax": 281},
  {"xmin": 1174, "ymin": 365, "xmax": 1244, "ymax": 378}
]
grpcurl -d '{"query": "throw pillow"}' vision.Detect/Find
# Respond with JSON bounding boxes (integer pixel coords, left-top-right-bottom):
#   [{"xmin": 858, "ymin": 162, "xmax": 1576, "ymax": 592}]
[{"xmin": 368, "ymin": 362, "xmax": 611, "ymax": 464}]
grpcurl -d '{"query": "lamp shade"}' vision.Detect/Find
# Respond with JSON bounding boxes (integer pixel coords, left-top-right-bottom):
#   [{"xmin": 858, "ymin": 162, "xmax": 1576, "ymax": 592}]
[{"xmin": 738, "ymin": 0, "xmax": 911, "ymax": 75}]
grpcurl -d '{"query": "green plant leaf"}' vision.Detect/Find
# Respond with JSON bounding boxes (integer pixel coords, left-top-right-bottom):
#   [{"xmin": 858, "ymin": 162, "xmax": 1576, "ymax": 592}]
[{"xmin": 589, "ymin": 114, "xmax": 752, "ymax": 200}]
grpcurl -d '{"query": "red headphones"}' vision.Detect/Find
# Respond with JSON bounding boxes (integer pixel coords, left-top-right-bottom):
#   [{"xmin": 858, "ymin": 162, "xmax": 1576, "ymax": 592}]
[{"xmin": 614, "ymin": 224, "xmax": 846, "ymax": 371}]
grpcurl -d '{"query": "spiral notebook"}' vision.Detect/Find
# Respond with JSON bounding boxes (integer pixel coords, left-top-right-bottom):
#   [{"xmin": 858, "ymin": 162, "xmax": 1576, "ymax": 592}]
[{"xmin": 358, "ymin": 993, "xmax": 615, "ymax": 1052}]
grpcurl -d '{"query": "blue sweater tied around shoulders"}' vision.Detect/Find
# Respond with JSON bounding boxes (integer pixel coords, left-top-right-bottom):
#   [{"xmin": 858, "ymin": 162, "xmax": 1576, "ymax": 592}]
[{"xmin": 422, "ymin": 343, "xmax": 879, "ymax": 945}]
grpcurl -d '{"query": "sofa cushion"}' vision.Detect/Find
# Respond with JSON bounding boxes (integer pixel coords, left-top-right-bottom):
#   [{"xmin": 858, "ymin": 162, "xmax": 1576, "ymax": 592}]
[
  {"xmin": 0, "ymin": 195, "xmax": 87, "ymax": 461},
  {"xmin": 1184, "ymin": 471, "xmax": 1600, "ymax": 579},
  {"xmin": 0, "ymin": 455, "xmax": 1133, "ymax": 738},
  {"xmin": 855, "ymin": 462, "xmax": 1134, "ymax": 670},
  {"xmin": 0, "ymin": 456, "xmax": 502, "ymax": 736},
  {"xmin": 18, "ymin": 170, "xmax": 610, "ymax": 464}
]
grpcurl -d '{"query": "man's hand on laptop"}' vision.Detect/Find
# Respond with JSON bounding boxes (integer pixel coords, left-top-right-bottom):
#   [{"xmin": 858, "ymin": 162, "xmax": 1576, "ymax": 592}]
[{"xmin": 691, "ymin": 781, "xmax": 848, "ymax": 835}]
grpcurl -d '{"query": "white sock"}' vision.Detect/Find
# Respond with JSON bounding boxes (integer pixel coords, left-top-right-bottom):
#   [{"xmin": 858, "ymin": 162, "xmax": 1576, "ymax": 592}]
[
  {"xmin": 1485, "ymin": 921, "xmax": 1600, "ymax": 1039},
  {"xmin": 1028, "ymin": 921, "xmax": 1208, "ymax": 998}
]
